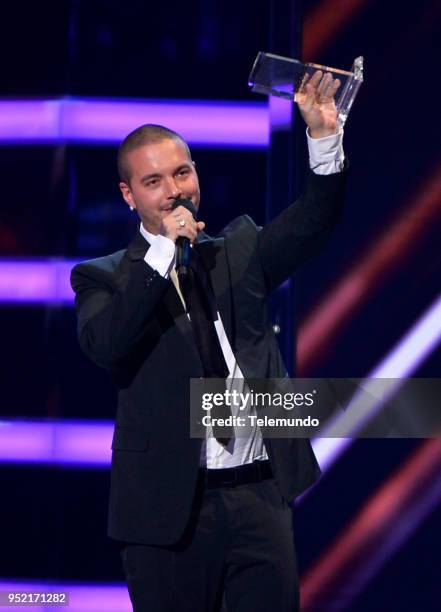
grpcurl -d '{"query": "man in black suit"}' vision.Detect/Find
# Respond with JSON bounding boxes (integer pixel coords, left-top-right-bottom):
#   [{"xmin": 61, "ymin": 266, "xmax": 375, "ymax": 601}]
[{"xmin": 71, "ymin": 71, "xmax": 346, "ymax": 611}]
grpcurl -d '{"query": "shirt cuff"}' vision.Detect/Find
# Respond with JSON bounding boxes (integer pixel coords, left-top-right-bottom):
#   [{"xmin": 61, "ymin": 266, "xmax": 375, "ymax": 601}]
[
  {"xmin": 307, "ymin": 128, "xmax": 345, "ymax": 175},
  {"xmin": 144, "ymin": 235, "xmax": 175, "ymax": 277}
]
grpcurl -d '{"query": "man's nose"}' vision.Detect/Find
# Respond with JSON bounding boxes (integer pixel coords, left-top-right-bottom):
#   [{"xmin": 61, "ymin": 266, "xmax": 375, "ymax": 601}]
[{"xmin": 165, "ymin": 178, "xmax": 182, "ymax": 200}]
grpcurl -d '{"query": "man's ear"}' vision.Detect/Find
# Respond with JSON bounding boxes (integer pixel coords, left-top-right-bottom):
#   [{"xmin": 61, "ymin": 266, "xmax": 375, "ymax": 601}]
[{"xmin": 119, "ymin": 181, "xmax": 136, "ymax": 210}]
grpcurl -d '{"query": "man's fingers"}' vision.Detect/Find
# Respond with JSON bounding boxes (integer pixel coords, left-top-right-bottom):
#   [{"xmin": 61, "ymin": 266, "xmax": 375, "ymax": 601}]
[
  {"xmin": 309, "ymin": 70, "xmax": 323, "ymax": 88},
  {"xmin": 301, "ymin": 82, "xmax": 316, "ymax": 111},
  {"xmin": 177, "ymin": 219, "xmax": 197, "ymax": 234},
  {"xmin": 176, "ymin": 218, "xmax": 206, "ymax": 243},
  {"xmin": 331, "ymin": 78, "xmax": 341, "ymax": 97},
  {"xmin": 320, "ymin": 77, "xmax": 341, "ymax": 101},
  {"xmin": 160, "ymin": 204, "xmax": 203, "ymax": 244},
  {"xmin": 299, "ymin": 70, "xmax": 341, "ymax": 102},
  {"xmin": 172, "ymin": 205, "xmax": 194, "ymax": 221},
  {"xmin": 316, "ymin": 72, "xmax": 333, "ymax": 99},
  {"xmin": 300, "ymin": 70, "xmax": 339, "ymax": 107}
]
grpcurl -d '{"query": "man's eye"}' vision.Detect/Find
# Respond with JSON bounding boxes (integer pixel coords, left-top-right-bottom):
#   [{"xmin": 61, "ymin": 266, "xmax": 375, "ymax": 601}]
[
  {"xmin": 177, "ymin": 169, "xmax": 189, "ymax": 176},
  {"xmin": 147, "ymin": 179, "xmax": 158, "ymax": 187}
]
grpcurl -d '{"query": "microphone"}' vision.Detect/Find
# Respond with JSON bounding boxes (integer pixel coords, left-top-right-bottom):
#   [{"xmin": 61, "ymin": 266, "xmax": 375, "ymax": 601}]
[{"xmin": 171, "ymin": 198, "xmax": 197, "ymax": 279}]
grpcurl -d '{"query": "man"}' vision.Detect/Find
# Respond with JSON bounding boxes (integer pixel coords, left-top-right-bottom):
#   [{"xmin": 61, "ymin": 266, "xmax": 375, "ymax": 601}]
[{"xmin": 71, "ymin": 71, "xmax": 346, "ymax": 611}]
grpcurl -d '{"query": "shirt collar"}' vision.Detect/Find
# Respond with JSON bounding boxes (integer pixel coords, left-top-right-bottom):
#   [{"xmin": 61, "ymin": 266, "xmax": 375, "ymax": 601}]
[{"xmin": 139, "ymin": 222, "xmax": 157, "ymax": 245}]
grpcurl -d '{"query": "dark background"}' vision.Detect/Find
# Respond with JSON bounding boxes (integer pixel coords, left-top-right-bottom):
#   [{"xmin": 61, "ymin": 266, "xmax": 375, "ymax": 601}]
[{"xmin": 0, "ymin": 1, "xmax": 440, "ymax": 610}]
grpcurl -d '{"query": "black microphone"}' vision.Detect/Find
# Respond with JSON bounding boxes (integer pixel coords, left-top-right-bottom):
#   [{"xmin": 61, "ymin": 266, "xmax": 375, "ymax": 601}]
[{"xmin": 171, "ymin": 198, "xmax": 197, "ymax": 279}]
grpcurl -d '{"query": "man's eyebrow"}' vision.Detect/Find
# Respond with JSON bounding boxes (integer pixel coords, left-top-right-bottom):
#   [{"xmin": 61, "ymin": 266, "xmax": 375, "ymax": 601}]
[
  {"xmin": 140, "ymin": 172, "xmax": 161, "ymax": 183},
  {"xmin": 174, "ymin": 163, "xmax": 192, "ymax": 172},
  {"xmin": 140, "ymin": 163, "xmax": 191, "ymax": 183}
]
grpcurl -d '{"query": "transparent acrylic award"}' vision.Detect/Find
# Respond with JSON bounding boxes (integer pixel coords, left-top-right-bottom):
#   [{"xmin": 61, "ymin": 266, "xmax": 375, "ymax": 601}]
[{"xmin": 248, "ymin": 52, "xmax": 364, "ymax": 127}]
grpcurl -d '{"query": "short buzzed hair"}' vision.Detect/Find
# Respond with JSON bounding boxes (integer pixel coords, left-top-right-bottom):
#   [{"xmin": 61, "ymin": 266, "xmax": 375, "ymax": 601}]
[{"xmin": 117, "ymin": 124, "xmax": 192, "ymax": 184}]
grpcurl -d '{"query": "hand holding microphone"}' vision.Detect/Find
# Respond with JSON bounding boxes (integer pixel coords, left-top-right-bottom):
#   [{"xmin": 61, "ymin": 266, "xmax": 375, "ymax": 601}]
[
  {"xmin": 159, "ymin": 198, "xmax": 205, "ymax": 278},
  {"xmin": 159, "ymin": 199, "xmax": 205, "ymax": 244}
]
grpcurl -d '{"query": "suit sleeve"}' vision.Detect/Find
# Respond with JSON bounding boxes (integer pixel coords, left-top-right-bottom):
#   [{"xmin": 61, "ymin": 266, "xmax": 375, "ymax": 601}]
[
  {"xmin": 71, "ymin": 258, "xmax": 169, "ymax": 369},
  {"xmin": 257, "ymin": 163, "xmax": 348, "ymax": 293}
]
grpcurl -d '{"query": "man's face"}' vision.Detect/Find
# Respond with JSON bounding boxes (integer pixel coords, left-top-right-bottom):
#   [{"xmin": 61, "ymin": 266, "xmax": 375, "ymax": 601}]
[{"xmin": 119, "ymin": 139, "xmax": 201, "ymax": 234}]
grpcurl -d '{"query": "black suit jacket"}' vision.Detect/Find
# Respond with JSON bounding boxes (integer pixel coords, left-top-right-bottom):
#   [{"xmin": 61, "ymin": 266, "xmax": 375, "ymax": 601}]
[{"xmin": 71, "ymin": 167, "xmax": 347, "ymax": 546}]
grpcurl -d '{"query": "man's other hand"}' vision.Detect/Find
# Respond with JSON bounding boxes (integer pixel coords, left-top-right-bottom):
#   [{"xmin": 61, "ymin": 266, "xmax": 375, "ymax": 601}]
[{"xmin": 297, "ymin": 70, "xmax": 341, "ymax": 139}]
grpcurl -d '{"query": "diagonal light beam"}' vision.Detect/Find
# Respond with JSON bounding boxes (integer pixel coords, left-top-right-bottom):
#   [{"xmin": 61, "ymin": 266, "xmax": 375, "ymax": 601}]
[
  {"xmin": 297, "ymin": 162, "xmax": 441, "ymax": 375},
  {"xmin": 311, "ymin": 291, "xmax": 441, "ymax": 472},
  {"xmin": 303, "ymin": 0, "xmax": 372, "ymax": 60},
  {"xmin": 301, "ymin": 437, "xmax": 441, "ymax": 612}
]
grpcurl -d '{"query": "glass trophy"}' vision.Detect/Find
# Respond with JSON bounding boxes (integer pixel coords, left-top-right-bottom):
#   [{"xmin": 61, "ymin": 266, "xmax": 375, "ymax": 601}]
[{"xmin": 248, "ymin": 52, "xmax": 364, "ymax": 127}]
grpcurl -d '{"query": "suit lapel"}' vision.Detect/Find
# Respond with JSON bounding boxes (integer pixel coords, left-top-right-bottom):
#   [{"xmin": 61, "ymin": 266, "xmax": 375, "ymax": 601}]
[
  {"xmin": 126, "ymin": 231, "xmax": 150, "ymax": 261},
  {"xmin": 123, "ymin": 230, "xmax": 234, "ymax": 350},
  {"xmin": 125, "ymin": 230, "xmax": 194, "ymax": 339}
]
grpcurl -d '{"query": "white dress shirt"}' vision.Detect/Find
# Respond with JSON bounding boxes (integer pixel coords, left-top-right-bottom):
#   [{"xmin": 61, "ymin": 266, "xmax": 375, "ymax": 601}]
[{"xmin": 141, "ymin": 129, "xmax": 345, "ymax": 468}]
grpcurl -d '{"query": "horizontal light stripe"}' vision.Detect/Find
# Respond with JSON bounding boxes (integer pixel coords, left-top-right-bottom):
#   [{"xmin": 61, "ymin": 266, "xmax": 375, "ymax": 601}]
[
  {"xmin": 0, "ymin": 260, "xmax": 77, "ymax": 303},
  {"xmin": 0, "ymin": 581, "xmax": 129, "ymax": 612},
  {"xmin": 0, "ymin": 420, "xmax": 112, "ymax": 466},
  {"xmin": 0, "ymin": 260, "xmax": 289, "ymax": 303},
  {"xmin": 0, "ymin": 98, "xmax": 269, "ymax": 147}
]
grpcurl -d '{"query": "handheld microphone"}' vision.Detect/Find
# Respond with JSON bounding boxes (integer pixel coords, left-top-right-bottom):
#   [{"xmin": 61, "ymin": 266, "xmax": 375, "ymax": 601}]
[{"xmin": 171, "ymin": 198, "xmax": 197, "ymax": 279}]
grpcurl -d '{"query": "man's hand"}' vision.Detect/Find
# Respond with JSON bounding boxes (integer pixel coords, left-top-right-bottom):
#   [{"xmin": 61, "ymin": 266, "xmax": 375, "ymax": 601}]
[
  {"xmin": 297, "ymin": 70, "xmax": 341, "ymax": 139},
  {"xmin": 160, "ymin": 205, "xmax": 205, "ymax": 244}
]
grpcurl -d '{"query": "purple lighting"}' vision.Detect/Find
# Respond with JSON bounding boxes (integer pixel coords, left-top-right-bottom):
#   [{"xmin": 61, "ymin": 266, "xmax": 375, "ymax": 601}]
[
  {"xmin": 0, "ymin": 260, "xmax": 288, "ymax": 303},
  {"xmin": 0, "ymin": 98, "xmax": 269, "ymax": 147},
  {"xmin": 0, "ymin": 581, "xmax": 130, "ymax": 612},
  {"xmin": 0, "ymin": 260, "xmax": 77, "ymax": 303},
  {"xmin": 0, "ymin": 101, "xmax": 60, "ymax": 142},
  {"xmin": 0, "ymin": 420, "xmax": 112, "ymax": 467}
]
